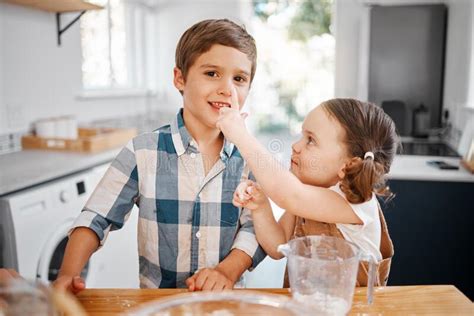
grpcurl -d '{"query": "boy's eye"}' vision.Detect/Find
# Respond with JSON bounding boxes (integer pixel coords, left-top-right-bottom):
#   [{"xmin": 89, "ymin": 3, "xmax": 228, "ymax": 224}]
[
  {"xmin": 306, "ymin": 137, "xmax": 315, "ymax": 145},
  {"xmin": 234, "ymin": 76, "xmax": 247, "ymax": 83},
  {"xmin": 205, "ymin": 71, "xmax": 217, "ymax": 77}
]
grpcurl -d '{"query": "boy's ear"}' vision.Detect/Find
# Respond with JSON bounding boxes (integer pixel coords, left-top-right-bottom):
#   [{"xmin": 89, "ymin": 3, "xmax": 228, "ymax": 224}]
[{"xmin": 173, "ymin": 67, "xmax": 185, "ymax": 91}]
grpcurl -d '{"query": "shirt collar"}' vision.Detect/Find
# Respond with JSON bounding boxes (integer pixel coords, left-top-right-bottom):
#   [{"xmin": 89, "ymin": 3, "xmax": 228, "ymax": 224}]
[
  {"xmin": 170, "ymin": 108, "xmax": 191, "ymax": 156},
  {"xmin": 171, "ymin": 108, "xmax": 235, "ymax": 160},
  {"xmin": 221, "ymin": 138, "xmax": 235, "ymax": 160}
]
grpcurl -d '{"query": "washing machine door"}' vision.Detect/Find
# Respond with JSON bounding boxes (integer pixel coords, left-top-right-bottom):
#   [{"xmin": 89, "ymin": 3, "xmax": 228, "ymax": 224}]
[{"xmin": 36, "ymin": 221, "xmax": 89, "ymax": 283}]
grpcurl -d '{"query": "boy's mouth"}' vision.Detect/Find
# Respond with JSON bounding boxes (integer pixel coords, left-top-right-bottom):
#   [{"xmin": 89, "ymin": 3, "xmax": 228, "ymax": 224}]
[{"xmin": 209, "ymin": 101, "xmax": 231, "ymax": 110}]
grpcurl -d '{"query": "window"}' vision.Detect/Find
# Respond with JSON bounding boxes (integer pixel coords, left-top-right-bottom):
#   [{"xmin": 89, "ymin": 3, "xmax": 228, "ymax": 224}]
[
  {"xmin": 250, "ymin": 0, "xmax": 335, "ymax": 134},
  {"xmin": 80, "ymin": 0, "xmax": 156, "ymax": 94}
]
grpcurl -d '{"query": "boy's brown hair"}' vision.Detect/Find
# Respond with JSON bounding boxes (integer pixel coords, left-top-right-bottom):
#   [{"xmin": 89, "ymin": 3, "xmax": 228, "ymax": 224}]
[
  {"xmin": 175, "ymin": 19, "xmax": 257, "ymax": 84},
  {"xmin": 322, "ymin": 98, "xmax": 399, "ymax": 204}
]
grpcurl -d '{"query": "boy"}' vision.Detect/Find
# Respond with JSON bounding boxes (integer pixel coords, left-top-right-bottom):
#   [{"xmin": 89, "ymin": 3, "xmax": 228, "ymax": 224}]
[{"xmin": 53, "ymin": 19, "xmax": 265, "ymax": 292}]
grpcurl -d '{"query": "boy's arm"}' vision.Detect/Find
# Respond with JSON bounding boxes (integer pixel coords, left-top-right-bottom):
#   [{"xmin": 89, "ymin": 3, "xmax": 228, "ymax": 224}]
[
  {"xmin": 53, "ymin": 227, "xmax": 99, "ymax": 293},
  {"xmin": 186, "ymin": 206, "xmax": 266, "ymax": 291},
  {"xmin": 216, "ymin": 248, "xmax": 252, "ymax": 283},
  {"xmin": 55, "ymin": 140, "xmax": 140, "ymax": 293}
]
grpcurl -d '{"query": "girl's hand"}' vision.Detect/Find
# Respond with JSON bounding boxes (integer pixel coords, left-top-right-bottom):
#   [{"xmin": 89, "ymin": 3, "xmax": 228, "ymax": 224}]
[
  {"xmin": 216, "ymin": 86, "xmax": 249, "ymax": 145},
  {"xmin": 233, "ymin": 180, "xmax": 270, "ymax": 212}
]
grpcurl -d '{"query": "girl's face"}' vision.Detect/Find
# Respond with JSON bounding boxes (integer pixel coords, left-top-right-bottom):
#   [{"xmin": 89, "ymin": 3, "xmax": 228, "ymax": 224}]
[{"xmin": 290, "ymin": 105, "xmax": 349, "ymax": 188}]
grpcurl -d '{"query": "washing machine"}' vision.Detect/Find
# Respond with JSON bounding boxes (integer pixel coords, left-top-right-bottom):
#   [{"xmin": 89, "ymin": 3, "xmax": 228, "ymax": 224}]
[{"xmin": 0, "ymin": 163, "xmax": 139, "ymax": 288}]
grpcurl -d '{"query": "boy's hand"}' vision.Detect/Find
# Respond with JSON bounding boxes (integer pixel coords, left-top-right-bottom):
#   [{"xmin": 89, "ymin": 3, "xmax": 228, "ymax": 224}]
[
  {"xmin": 216, "ymin": 86, "xmax": 249, "ymax": 145},
  {"xmin": 185, "ymin": 268, "xmax": 233, "ymax": 291},
  {"xmin": 53, "ymin": 275, "xmax": 86, "ymax": 294},
  {"xmin": 233, "ymin": 180, "xmax": 271, "ymax": 212}
]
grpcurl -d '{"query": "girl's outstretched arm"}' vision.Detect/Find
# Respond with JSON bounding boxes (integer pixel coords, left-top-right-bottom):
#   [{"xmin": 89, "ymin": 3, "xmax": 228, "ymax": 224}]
[{"xmin": 218, "ymin": 101, "xmax": 361, "ymax": 225}]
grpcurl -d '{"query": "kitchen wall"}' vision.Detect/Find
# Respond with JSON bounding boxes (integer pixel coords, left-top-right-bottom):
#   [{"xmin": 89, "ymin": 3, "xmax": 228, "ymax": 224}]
[
  {"xmin": 0, "ymin": 3, "xmax": 149, "ymax": 135},
  {"xmin": 1, "ymin": 0, "xmax": 471, "ymax": 144},
  {"xmin": 0, "ymin": 0, "xmax": 252, "ymax": 135},
  {"xmin": 334, "ymin": 0, "xmax": 474, "ymax": 149}
]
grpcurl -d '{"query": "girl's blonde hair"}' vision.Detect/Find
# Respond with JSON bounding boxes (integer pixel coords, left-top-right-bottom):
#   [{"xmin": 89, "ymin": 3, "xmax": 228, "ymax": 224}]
[{"xmin": 321, "ymin": 98, "xmax": 398, "ymax": 203}]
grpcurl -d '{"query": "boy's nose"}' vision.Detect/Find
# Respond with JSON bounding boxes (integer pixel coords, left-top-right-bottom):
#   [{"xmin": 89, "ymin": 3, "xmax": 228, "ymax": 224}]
[{"xmin": 217, "ymin": 80, "xmax": 233, "ymax": 97}]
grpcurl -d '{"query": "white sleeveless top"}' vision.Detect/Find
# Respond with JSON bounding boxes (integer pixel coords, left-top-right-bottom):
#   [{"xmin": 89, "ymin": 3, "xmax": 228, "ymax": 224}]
[{"xmin": 330, "ymin": 183, "xmax": 382, "ymax": 262}]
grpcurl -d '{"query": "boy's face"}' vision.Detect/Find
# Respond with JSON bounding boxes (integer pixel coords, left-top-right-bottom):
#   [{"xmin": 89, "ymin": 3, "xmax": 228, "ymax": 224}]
[{"xmin": 173, "ymin": 44, "xmax": 252, "ymax": 129}]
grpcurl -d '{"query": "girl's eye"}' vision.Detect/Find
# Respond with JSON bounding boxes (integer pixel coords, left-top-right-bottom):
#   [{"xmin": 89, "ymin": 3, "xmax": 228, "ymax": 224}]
[
  {"xmin": 306, "ymin": 137, "xmax": 315, "ymax": 145},
  {"xmin": 206, "ymin": 71, "xmax": 217, "ymax": 77}
]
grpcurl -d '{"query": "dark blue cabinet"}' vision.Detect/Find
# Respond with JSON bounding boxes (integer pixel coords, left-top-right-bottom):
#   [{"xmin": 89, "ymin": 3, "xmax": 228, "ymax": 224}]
[{"xmin": 382, "ymin": 179, "xmax": 474, "ymax": 300}]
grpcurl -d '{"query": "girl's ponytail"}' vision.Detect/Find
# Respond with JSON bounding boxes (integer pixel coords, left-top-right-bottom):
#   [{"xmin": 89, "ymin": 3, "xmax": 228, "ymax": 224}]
[{"xmin": 339, "ymin": 153, "xmax": 389, "ymax": 204}]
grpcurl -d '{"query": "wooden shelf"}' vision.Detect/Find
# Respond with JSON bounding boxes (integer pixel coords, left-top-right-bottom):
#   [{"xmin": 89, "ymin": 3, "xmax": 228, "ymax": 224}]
[{"xmin": 4, "ymin": 0, "xmax": 102, "ymax": 13}]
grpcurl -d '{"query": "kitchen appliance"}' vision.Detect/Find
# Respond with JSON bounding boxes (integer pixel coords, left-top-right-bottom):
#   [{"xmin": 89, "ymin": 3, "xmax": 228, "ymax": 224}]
[
  {"xmin": 278, "ymin": 236, "xmax": 376, "ymax": 314},
  {"xmin": 381, "ymin": 100, "xmax": 408, "ymax": 136},
  {"xmin": 369, "ymin": 5, "xmax": 447, "ymax": 130},
  {"xmin": 399, "ymin": 141, "xmax": 459, "ymax": 157},
  {"xmin": 412, "ymin": 103, "xmax": 430, "ymax": 137},
  {"xmin": 0, "ymin": 164, "xmax": 139, "ymax": 288}
]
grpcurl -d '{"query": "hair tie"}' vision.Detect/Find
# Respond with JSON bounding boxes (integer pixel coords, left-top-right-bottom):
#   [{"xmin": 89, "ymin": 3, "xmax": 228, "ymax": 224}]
[{"xmin": 364, "ymin": 151, "xmax": 374, "ymax": 160}]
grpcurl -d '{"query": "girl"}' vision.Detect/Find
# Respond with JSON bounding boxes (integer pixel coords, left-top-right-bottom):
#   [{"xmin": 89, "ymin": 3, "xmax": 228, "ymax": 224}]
[{"xmin": 217, "ymin": 97, "xmax": 397, "ymax": 286}]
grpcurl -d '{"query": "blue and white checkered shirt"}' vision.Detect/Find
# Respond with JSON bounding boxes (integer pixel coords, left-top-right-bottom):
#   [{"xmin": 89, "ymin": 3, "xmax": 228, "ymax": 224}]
[{"xmin": 72, "ymin": 109, "xmax": 266, "ymax": 288}]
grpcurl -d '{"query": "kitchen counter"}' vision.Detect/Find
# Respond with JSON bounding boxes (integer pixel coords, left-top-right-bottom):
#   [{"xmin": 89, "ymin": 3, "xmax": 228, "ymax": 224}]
[
  {"xmin": 1, "ymin": 148, "xmax": 472, "ymax": 198},
  {"xmin": 388, "ymin": 155, "xmax": 474, "ymax": 182},
  {"xmin": 0, "ymin": 149, "xmax": 120, "ymax": 197},
  {"xmin": 76, "ymin": 285, "xmax": 473, "ymax": 315}
]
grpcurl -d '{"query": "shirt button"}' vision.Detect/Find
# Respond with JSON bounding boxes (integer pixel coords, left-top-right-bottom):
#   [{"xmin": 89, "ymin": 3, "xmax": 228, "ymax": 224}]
[
  {"xmin": 190, "ymin": 140, "xmax": 196, "ymax": 147},
  {"xmin": 190, "ymin": 153, "xmax": 196, "ymax": 159},
  {"xmin": 195, "ymin": 231, "xmax": 201, "ymax": 238}
]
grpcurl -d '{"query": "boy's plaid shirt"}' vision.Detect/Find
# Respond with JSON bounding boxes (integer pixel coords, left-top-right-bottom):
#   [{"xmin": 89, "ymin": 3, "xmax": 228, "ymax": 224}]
[{"xmin": 72, "ymin": 109, "xmax": 265, "ymax": 288}]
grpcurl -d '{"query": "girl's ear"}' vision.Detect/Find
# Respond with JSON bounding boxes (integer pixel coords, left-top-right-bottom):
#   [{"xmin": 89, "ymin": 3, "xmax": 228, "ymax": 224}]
[
  {"xmin": 337, "ymin": 159, "xmax": 349, "ymax": 180},
  {"xmin": 173, "ymin": 67, "xmax": 185, "ymax": 91},
  {"xmin": 337, "ymin": 164, "xmax": 346, "ymax": 180}
]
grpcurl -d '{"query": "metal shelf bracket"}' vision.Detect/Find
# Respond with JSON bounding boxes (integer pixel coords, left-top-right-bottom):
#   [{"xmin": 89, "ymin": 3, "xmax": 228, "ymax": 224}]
[{"xmin": 56, "ymin": 11, "xmax": 86, "ymax": 46}]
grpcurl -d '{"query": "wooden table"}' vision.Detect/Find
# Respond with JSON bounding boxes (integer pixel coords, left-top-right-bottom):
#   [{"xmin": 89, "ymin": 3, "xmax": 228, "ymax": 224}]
[{"xmin": 76, "ymin": 285, "xmax": 473, "ymax": 315}]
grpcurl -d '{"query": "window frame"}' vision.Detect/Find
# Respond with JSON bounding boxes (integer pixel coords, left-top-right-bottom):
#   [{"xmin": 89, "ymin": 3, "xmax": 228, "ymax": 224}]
[{"xmin": 77, "ymin": 0, "xmax": 157, "ymax": 100}]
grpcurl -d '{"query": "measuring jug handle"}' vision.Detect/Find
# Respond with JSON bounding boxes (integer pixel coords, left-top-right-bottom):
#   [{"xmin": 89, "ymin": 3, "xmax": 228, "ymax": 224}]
[
  {"xmin": 360, "ymin": 253, "xmax": 377, "ymax": 305},
  {"xmin": 366, "ymin": 260, "xmax": 377, "ymax": 305}
]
